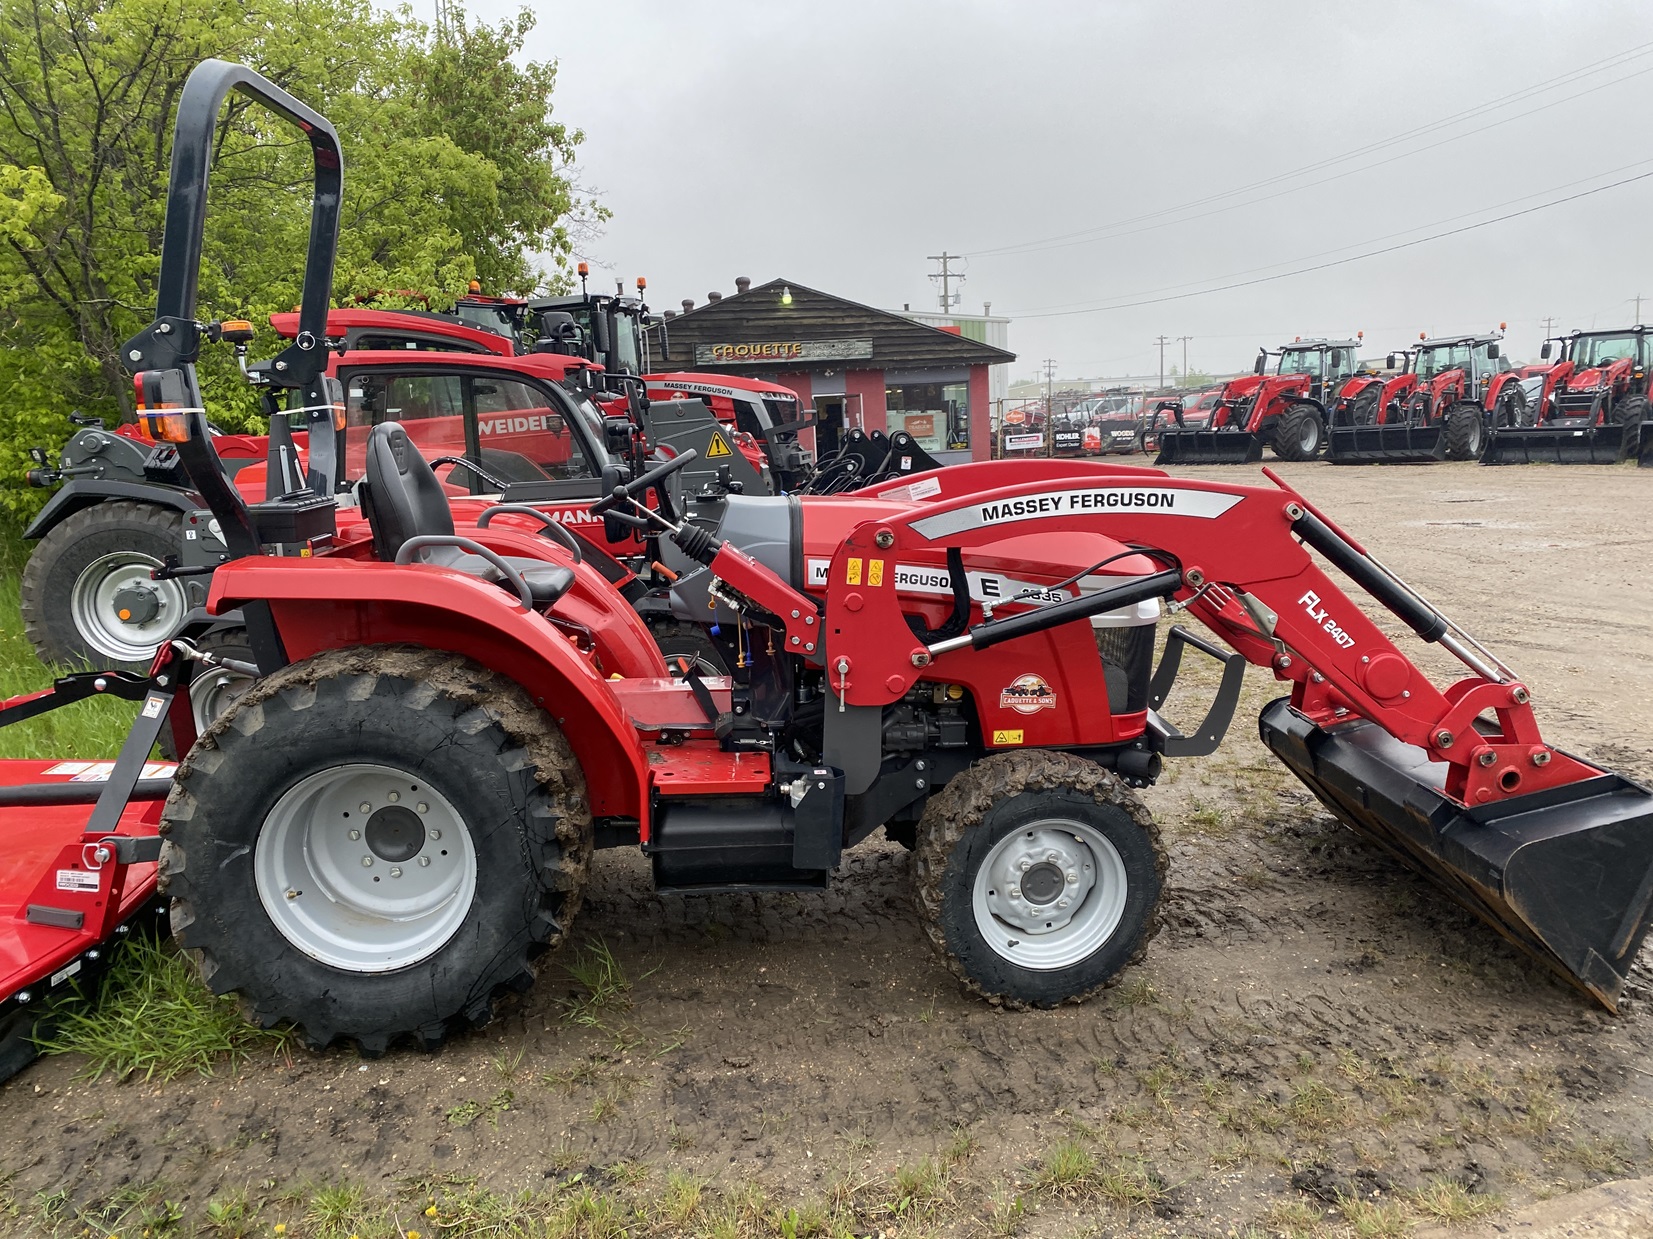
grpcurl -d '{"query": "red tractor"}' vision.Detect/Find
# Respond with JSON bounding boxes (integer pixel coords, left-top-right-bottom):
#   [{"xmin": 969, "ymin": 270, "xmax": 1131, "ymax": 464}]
[
  {"xmin": 43, "ymin": 61, "xmax": 1644, "ymax": 1057},
  {"xmin": 1481, "ymin": 325, "xmax": 1649, "ymax": 465},
  {"xmin": 1155, "ymin": 337, "xmax": 1362, "ymax": 465},
  {"xmin": 1327, "ymin": 330, "xmax": 1524, "ymax": 464}
]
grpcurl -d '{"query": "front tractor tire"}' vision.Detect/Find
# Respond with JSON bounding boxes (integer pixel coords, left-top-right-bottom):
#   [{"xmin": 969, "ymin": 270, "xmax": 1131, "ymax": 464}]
[
  {"xmin": 1613, "ymin": 395, "xmax": 1647, "ymax": 463},
  {"xmin": 1442, "ymin": 402, "xmax": 1486, "ymax": 460},
  {"xmin": 1272, "ymin": 406, "xmax": 1326, "ymax": 461},
  {"xmin": 21, "ymin": 500, "xmax": 189, "ymax": 670},
  {"xmin": 913, "ymin": 751, "xmax": 1165, "ymax": 1008},
  {"xmin": 160, "ymin": 646, "xmax": 592, "ymax": 1053}
]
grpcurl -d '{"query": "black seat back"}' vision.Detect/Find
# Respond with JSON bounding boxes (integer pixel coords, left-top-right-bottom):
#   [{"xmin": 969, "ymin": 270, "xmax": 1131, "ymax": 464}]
[{"xmin": 362, "ymin": 422, "xmax": 454, "ymax": 561}]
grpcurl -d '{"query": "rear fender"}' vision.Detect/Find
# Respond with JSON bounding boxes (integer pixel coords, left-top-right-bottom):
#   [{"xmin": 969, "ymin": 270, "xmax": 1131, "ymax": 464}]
[
  {"xmin": 1484, "ymin": 372, "xmax": 1521, "ymax": 410},
  {"xmin": 23, "ymin": 479, "xmax": 199, "ymax": 540},
  {"xmin": 205, "ymin": 557, "xmax": 649, "ymax": 819}
]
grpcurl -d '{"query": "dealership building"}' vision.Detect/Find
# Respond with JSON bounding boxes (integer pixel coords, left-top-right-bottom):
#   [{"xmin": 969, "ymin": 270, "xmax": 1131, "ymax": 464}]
[{"xmin": 651, "ymin": 278, "xmax": 1015, "ymax": 461}]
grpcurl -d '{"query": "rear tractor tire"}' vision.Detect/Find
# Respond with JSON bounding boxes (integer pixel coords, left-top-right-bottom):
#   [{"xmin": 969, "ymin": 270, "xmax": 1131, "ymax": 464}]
[
  {"xmin": 20, "ymin": 500, "xmax": 189, "ymax": 671},
  {"xmin": 912, "ymin": 751, "xmax": 1165, "ymax": 1008},
  {"xmin": 160, "ymin": 646, "xmax": 592, "ymax": 1053},
  {"xmin": 1272, "ymin": 406, "xmax": 1325, "ymax": 461},
  {"xmin": 1442, "ymin": 402, "xmax": 1486, "ymax": 460}
]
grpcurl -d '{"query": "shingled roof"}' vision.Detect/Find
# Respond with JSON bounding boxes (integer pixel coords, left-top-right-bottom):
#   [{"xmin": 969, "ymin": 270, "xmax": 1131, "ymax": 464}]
[{"xmin": 654, "ymin": 278, "xmax": 1015, "ymax": 371}]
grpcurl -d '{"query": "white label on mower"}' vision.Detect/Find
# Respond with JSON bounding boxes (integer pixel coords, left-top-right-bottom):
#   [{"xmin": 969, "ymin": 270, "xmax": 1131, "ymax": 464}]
[
  {"xmin": 43, "ymin": 762, "xmax": 95, "ymax": 776},
  {"xmin": 142, "ymin": 695, "xmax": 165, "ymax": 718},
  {"xmin": 912, "ymin": 487, "xmax": 1243, "ymax": 539},
  {"xmin": 1298, "ymin": 590, "xmax": 1357, "ymax": 650},
  {"xmin": 50, "ymin": 960, "xmax": 82, "ymax": 986},
  {"xmin": 46, "ymin": 761, "xmax": 175, "ymax": 783},
  {"xmin": 56, "ymin": 870, "xmax": 101, "ymax": 892}
]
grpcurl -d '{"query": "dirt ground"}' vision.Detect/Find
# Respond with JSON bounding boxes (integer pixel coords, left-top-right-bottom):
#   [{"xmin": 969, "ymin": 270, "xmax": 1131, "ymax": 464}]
[{"xmin": 3, "ymin": 461, "xmax": 1651, "ymax": 1236}]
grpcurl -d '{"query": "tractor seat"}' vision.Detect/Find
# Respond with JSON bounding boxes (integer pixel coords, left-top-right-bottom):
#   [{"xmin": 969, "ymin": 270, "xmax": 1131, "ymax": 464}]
[{"xmin": 361, "ymin": 422, "xmax": 575, "ymax": 608}]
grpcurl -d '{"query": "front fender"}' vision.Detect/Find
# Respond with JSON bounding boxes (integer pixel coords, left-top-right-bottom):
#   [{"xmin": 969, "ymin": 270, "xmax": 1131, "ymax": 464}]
[
  {"xmin": 23, "ymin": 479, "xmax": 200, "ymax": 540},
  {"xmin": 206, "ymin": 557, "xmax": 650, "ymax": 820}
]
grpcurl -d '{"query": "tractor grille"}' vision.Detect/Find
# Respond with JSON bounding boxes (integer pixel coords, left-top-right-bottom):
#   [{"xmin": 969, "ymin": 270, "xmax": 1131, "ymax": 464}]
[
  {"xmin": 1555, "ymin": 390, "xmax": 1601, "ymax": 418},
  {"xmin": 1096, "ymin": 624, "xmax": 1155, "ymax": 714}
]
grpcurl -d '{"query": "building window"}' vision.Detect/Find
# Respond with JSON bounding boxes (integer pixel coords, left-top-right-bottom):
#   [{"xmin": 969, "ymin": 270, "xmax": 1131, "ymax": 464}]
[{"xmin": 886, "ymin": 381, "xmax": 969, "ymax": 451}]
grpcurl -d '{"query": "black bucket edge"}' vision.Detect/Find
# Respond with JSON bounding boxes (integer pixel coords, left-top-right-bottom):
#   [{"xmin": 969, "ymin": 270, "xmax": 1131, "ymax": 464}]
[
  {"xmin": 1154, "ymin": 430, "xmax": 1264, "ymax": 466},
  {"xmin": 1481, "ymin": 426, "xmax": 1627, "ymax": 466},
  {"xmin": 1326, "ymin": 424, "xmax": 1445, "ymax": 464},
  {"xmin": 1258, "ymin": 698, "xmax": 1653, "ymax": 1011}
]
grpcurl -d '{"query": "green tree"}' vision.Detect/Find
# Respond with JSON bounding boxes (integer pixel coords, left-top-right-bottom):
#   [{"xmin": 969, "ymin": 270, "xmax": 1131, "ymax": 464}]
[{"xmin": 0, "ymin": 0, "xmax": 598, "ymax": 521}]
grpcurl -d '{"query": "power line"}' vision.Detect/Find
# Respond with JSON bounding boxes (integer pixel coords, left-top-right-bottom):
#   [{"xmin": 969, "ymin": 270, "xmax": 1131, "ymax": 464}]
[
  {"xmin": 1010, "ymin": 155, "xmax": 1653, "ymax": 316},
  {"xmin": 1009, "ymin": 167, "xmax": 1653, "ymax": 321},
  {"xmin": 969, "ymin": 41, "xmax": 1653, "ymax": 260}
]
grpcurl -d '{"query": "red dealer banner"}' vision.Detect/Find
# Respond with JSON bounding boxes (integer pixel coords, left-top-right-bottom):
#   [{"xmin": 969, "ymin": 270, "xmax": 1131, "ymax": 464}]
[{"xmin": 695, "ymin": 338, "xmax": 874, "ymax": 365}]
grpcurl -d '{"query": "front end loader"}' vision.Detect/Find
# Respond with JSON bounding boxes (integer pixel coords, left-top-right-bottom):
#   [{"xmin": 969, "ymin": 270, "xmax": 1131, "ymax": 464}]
[
  {"xmin": 1481, "ymin": 326, "xmax": 1649, "ymax": 465},
  {"xmin": 1327, "ymin": 331, "xmax": 1522, "ymax": 464},
  {"xmin": 1156, "ymin": 337, "xmax": 1359, "ymax": 465},
  {"xmin": 21, "ymin": 59, "xmax": 1646, "ymax": 1067}
]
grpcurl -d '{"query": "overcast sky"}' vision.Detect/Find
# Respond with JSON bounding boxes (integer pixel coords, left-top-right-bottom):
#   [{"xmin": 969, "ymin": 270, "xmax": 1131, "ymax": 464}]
[{"xmin": 467, "ymin": 0, "xmax": 1652, "ymax": 382}]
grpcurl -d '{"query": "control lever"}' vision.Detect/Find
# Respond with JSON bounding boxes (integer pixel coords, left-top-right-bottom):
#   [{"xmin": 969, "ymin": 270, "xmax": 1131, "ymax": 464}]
[{"xmin": 151, "ymin": 554, "xmax": 218, "ymax": 581}]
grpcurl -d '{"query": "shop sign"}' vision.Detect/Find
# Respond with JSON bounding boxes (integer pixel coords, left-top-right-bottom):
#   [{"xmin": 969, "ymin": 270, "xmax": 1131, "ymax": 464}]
[
  {"xmin": 903, "ymin": 414, "xmax": 936, "ymax": 438},
  {"xmin": 695, "ymin": 338, "xmax": 874, "ymax": 365},
  {"xmin": 1004, "ymin": 432, "xmax": 1045, "ymax": 451},
  {"xmin": 1053, "ymin": 430, "xmax": 1083, "ymax": 450}
]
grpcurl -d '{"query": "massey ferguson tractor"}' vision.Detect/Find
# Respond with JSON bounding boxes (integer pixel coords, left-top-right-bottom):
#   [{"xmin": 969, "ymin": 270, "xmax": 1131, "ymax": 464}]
[
  {"xmin": 1155, "ymin": 337, "xmax": 1362, "ymax": 465},
  {"xmin": 1327, "ymin": 331, "xmax": 1524, "ymax": 464},
  {"xmin": 0, "ymin": 60, "xmax": 1639, "ymax": 1073},
  {"xmin": 1481, "ymin": 325, "xmax": 1649, "ymax": 465}
]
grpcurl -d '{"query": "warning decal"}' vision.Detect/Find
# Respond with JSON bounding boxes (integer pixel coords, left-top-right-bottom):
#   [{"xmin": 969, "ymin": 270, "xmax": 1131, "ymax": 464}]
[
  {"xmin": 992, "ymin": 730, "xmax": 1025, "ymax": 745},
  {"xmin": 846, "ymin": 558, "xmax": 863, "ymax": 585},
  {"xmin": 705, "ymin": 431, "xmax": 733, "ymax": 458}
]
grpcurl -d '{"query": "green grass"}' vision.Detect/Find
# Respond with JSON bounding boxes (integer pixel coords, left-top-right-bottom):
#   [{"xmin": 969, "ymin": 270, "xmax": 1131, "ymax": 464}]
[
  {"xmin": 35, "ymin": 935, "xmax": 295, "ymax": 1081},
  {"xmin": 0, "ymin": 568, "xmax": 140, "ymax": 760}
]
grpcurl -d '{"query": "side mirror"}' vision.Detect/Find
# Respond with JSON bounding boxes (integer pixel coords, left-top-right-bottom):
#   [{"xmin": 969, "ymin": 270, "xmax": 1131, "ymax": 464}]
[
  {"xmin": 1386, "ymin": 353, "xmax": 1398, "ymax": 369},
  {"xmin": 1540, "ymin": 341, "xmax": 1552, "ymax": 360},
  {"xmin": 1486, "ymin": 343, "xmax": 1500, "ymax": 360},
  {"xmin": 599, "ymin": 463, "xmax": 630, "ymax": 544},
  {"xmin": 1253, "ymin": 352, "xmax": 1267, "ymax": 376}
]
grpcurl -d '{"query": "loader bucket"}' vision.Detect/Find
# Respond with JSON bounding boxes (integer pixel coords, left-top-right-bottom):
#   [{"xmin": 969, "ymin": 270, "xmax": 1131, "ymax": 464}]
[
  {"xmin": 1259, "ymin": 699, "xmax": 1653, "ymax": 1010},
  {"xmin": 1481, "ymin": 424, "xmax": 1627, "ymax": 465},
  {"xmin": 1326, "ymin": 422, "xmax": 1445, "ymax": 464},
  {"xmin": 1154, "ymin": 428, "xmax": 1264, "ymax": 465}
]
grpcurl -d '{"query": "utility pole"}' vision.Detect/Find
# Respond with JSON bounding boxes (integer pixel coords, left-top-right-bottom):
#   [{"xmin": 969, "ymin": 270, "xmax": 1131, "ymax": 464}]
[
  {"xmin": 1154, "ymin": 336, "xmax": 1170, "ymax": 390},
  {"xmin": 1540, "ymin": 316, "xmax": 1557, "ymax": 339},
  {"xmin": 1634, "ymin": 294, "xmax": 1644, "ymax": 325},
  {"xmin": 435, "ymin": 0, "xmax": 453, "ymax": 41},
  {"xmin": 1042, "ymin": 358, "xmax": 1058, "ymax": 457},
  {"xmin": 927, "ymin": 252, "xmax": 966, "ymax": 312},
  {"xmin": 1176, "ymin": 335, "xmax": 1193, "ymax": 384}
]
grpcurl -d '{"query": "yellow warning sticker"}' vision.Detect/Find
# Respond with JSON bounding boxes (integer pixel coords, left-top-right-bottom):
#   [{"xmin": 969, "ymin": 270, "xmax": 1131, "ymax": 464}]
[
  {"xmin": 992, "ymin": 729, "xmax": 1025, "ymax": 745},
  {"xmin": 705, "ymin": 431, "xmax": 733, "ymax": 458},
  {"xmin": 846, "ymin": 557, "xmax": 863, "ymax": 585},
  {"xmin": 868, "ymin": 559, "xmax": 885, "ymax": 587}
]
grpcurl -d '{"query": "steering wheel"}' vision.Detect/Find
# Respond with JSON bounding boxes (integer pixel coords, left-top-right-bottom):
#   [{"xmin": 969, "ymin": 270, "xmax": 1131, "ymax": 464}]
[
  {"xmin": 589, "ymin": 447, "xmax": 699, "ymax": 520},
  {"xmin": 475, "ymin": 504, "xmax": 582, "ymax": 564}
]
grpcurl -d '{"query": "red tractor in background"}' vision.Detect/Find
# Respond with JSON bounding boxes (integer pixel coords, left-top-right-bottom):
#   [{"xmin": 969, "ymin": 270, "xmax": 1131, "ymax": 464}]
[
  {"xmin": 1155, "ymin": 337, "xmax": 1363, "ymax": 464},
  {"xmin": 1481, "ymin": 325, "xmax": 1649, "ymax": 464},
  {"xmin": 1327, "ymin": 330, "xmax": 1524, "ymax": 464}
]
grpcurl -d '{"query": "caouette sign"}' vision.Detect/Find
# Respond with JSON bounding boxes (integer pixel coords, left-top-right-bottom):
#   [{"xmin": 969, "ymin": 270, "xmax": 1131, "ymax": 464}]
[{"xmin": 695, "ymin": 338, "xmax": 874, "ymax": 365}]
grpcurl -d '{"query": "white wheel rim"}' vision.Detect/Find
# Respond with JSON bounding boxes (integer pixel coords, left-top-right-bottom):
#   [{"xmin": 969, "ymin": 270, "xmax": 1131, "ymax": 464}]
[
  {"xmin": 972, "ymin": 819, "xmax": 1129, "ymax": 970},
  {"xmin": 255, "ymin": 763, "xmax": 477, "ymax": 973},
  {"xmin": 191, "ymin": 665, "xmax": 255, "ymax": 737},
  {"xmin": 70, "ymin": 552, "xmax": 188, "ymax": 662},
  {"xmin": 1299, "ymin": 419, "xmax": 1319, "ymax": 452}
]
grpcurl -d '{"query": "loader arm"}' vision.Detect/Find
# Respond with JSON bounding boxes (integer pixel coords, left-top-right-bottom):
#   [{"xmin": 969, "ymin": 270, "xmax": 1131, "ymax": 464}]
[{"xmin": 821, "ymin": 470, "xmax": 1592, "ymax": 808}]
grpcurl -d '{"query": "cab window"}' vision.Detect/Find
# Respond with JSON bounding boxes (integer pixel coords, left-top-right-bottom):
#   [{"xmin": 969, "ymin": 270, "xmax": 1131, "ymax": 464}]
[{"xmin": 341, "ymin": 369, "xmax": 596, "ymax": 489}]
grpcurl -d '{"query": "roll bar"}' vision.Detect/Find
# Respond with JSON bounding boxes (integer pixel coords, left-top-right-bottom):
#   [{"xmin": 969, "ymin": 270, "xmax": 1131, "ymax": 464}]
[{"xmin": 119, "ymin": 59, "xmax": 342, "ymax": 390}]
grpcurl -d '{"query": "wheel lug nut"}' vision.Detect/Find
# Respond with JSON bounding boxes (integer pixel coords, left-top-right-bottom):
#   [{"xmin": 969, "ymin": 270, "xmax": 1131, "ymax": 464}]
[
  {"xmin": 1066, "ymin": 871, "xmax": 1078, "ymax": 883},
  {"xmin": 417, "ymin": 803, "xmax": 429, "ymax": 814},
  {"xmin": 418, "ymin": 856, "xmax": 432, "ymax": 868},
  {"xmin": 1057, "ymin": 898, "xmax": 1071, "ymax": 909},
  {"xmin": 390, "ymin": 867, "xmax": 402, "ymax": 879},
  {"xmin": 388, "ymin": 791, "xmax": 400, "ymax": 803},
  {"xmin": 359, "ymin": 802, "xmax": 372, "ymax": 813},
  {"xmin": 361, "ymin": 856, "xmax": 373, "ymax": 867},
  {"xmin": 1018, "ymin": 859, "xmax": 1030, "ymax": 870},
  {"xmin": 348, "ymin": 829, "xmax": 361, "ymax": 840},
  {"xmin": 428, "ymin": 829, "xmax": 441, "ymax": 841}
]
